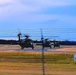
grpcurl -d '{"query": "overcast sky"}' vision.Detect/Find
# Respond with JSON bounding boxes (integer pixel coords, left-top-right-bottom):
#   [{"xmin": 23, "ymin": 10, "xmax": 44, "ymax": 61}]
[{"xmin": 0, "ymin": 0, "xmax": 76, "ymax": 40}]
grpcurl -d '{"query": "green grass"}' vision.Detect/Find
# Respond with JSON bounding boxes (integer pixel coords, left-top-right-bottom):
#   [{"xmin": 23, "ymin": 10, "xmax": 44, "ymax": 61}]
[
  {"xmin": 0, "ymin": 63, "xmax": 75, "ymax": 75},
  {"xmin": 0, "ymin": 52, "xmax": 75, "ymax": 64},
  {"xmin": 0, "ymin": 52, "xmax": 75, "ymax": 75}
]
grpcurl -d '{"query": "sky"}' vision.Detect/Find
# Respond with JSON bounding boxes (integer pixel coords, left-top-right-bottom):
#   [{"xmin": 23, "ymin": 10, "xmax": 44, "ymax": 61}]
[{"xmin": 0, "ymin": 0, "xmax": 76, "ymax": 40}]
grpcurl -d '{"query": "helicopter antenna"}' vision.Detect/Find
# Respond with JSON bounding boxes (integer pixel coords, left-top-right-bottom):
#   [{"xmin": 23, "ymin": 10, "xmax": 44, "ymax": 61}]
[{"xmin": 40, "ymin": 28, "xmax": 45, "ymax": 75}]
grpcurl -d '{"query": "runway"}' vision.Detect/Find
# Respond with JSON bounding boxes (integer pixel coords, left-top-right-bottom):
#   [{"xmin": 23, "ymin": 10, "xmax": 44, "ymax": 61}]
[
  {"xmin": 0, "ymin": 45, "xmax": 76, "ymax": 53},
  {"xmin": 0, "ymin": 44, "xmax": 60, "ymax": 52}
]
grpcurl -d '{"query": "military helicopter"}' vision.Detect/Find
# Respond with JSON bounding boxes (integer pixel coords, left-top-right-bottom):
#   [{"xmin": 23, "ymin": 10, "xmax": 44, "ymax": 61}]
[
  {"xmin": 40, "ymin": 29, "xmax": 60, "ymax": 49},
  {"xmin": 41, "ymin": 38, "xmax": 60, "ymax": 49},
  {"xmin": 42, "ymin": 38, "xmax": 52, "ymax": 49},
  {"xmin": 17, "ymin": 32, "xmax": 34, "ymax": 49},
  {"xmin": 40, "ymin": 29, "xmax": 52, "ymax": 49},
  {"xmin": 53, "ymin": 39, "xmax": 60, "ymax": 48}
]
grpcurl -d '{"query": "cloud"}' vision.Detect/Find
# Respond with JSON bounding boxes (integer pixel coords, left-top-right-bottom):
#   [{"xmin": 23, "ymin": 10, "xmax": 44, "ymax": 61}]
[
  {"xmin": 0, "ymin": 0, "xmax": 13, "ymax": 4},
  {"xmin": 0, "ymin": 0, "xmax": 76, "ymax": 21},
  {"xmin": 0, "ymin": 0, "xmax": 72, "ymax": 14},
  {"xmin": 19, "ymin": 0, "xmax": 72, "ymax": 7},
  {"xmin": 0, "ymin": 0, "xmax": 28, "ymax": 19},
  {"xmin": 18, "ymin": 0, "xmax": 72, "ymax": 12}
]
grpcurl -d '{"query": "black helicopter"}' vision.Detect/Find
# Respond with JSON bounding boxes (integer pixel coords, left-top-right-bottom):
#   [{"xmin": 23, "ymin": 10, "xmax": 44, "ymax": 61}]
[
  {"xmin": 18, "ymin": 33, "xmax": 34, "ymax": 49},
  {"xmin": 53, "ymin": 39, "xmax": 60, "ymax": 48},
  {"xmin": 40, "ymin": 29, "xmax": 52, "ymax": 49},
  {"xmin": 41, "ymin": 38, "xmax": 52, "ymax": 49},
  {"xmin": 41, "ymin": 38, "xmax": 60, "ymax": 49},
  {"xmin": 40, "ymin": 29, "xmax": 60, "ymax": 49}
]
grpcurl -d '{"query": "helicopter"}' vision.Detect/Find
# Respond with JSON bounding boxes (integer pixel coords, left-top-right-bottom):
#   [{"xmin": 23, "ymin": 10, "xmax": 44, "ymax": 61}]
[
  {"xmin": 42, "ymin": 38, "xmax": 52, "ymax": 49},
  {"xmin": 17, "ymin": 32, "xmax": 34, "ymax": 49},
  {"xmin": 41, "ymin": 38, "xmax": 60, "ymax": 49},
  {"xmin": 40, "ymin": 29, "xmax": 52, "ymax": 49},
  {"xmin": 53, "ymin": 39, "xmax": 60, "ymax": 48},
  {"xmin": 40, "ymin": 29, "xmax": 60, "ymax": 49}
]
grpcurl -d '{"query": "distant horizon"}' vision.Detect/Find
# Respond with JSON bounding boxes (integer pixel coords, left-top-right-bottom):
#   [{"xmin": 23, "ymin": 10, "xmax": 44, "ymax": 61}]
[{"xmin": 0, "ymin": 28, "xmax": 76, "ymax": 41}]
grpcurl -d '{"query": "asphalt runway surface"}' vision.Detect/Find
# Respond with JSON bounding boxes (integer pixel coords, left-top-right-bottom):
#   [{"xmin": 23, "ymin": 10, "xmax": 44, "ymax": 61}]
[
  {"xmin": 0, "ymin": 47, "xmax": 58, "ymax": 52},
  {"xmin": 0, "ymin": 45, "xmax": 76, "ymax": 53}
]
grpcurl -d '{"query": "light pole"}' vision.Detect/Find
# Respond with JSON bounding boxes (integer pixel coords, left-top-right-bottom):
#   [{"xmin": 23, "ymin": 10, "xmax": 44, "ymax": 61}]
[{"xmin": 41, "ymin": 29, "xmax": 45, "ymax": 75}]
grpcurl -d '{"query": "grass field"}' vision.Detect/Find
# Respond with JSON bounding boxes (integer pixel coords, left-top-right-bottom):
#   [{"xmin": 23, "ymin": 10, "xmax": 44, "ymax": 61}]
[{"xmin": 0, "ymin": 45, "xmax": 76, "ymax": 75}]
